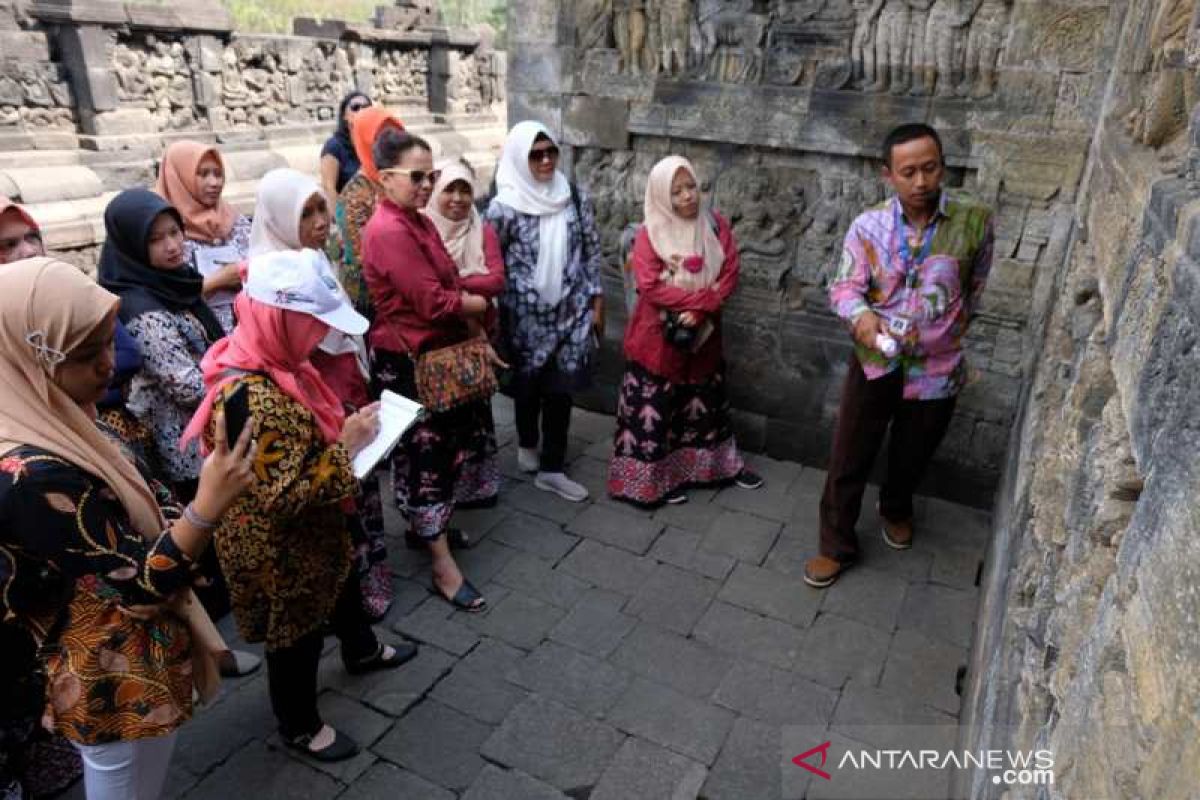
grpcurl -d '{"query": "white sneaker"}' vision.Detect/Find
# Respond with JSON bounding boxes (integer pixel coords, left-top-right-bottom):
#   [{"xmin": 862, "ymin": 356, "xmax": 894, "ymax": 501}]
[
  {"xmin": 517, "ymin": 447, "xmax": 539, "ymax": 474},
  {"xmin": 534, "ymin": 471, "xmax": 589, "ymax": 502}
]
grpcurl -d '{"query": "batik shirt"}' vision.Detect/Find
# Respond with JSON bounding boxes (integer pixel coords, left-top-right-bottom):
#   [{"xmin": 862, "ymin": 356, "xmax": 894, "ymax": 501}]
[
  {"xmin": 829, "ymin": 192, "xmax": 994, "ymax": 400},
  {"xmin": 484, "ymin": 189, "xmax": 603, "ymax": 394}
]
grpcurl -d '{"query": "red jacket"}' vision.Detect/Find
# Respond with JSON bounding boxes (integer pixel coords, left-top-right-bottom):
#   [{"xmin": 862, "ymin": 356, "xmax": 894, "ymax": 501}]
[
  {"xmin": 362, "ymin": 199, "xmax": 468, "ymax": 355},
  {"xmin": 622, "ymin": 212, "xmax": 740, "ymax": 384},
  {"xmin": 459, "ymin": 223, "xmax": 505, "ymax": 333}
]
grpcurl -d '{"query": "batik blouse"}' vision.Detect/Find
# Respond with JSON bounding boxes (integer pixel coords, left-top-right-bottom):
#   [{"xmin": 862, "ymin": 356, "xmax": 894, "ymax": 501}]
[
  {"xmin": 335, "ymin": 173, "xmax": 383, "ymax": 321},
  {"xmin": 184, "ymin": 213, "xmax": 251, "ymax": 333}
]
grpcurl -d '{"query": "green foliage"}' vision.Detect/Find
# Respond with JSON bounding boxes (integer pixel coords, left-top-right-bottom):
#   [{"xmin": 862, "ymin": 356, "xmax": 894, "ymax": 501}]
[{"xmin": 221, "ymin": 0, "xmax": 378, "ymax": 33}]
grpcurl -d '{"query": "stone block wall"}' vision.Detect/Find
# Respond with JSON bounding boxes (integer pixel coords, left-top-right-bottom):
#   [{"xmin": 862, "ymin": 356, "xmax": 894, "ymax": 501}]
[
  {"xmin": 960, "ymin": 0, "xmax": 1200, "ymax": 796},
  {"xmin": 509, "ymin": 0, "xmax": 1129, "ymax": 504}
]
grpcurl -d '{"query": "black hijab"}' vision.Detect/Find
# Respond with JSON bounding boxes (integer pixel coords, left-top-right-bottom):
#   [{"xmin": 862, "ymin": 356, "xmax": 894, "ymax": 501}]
[
  {"xmin": 97, "ymin": 188, "xmax": 226, "ymax": 343},
  {"xmin": 335, "ymin": 90, "xmax": 370, "ymax": 145}
]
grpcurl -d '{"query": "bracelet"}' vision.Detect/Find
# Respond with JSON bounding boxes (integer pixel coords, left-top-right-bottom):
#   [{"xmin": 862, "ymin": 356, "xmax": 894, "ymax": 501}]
[{"xmin": 182, "ymin": 503, "xmax": 220, "ymax": 531}]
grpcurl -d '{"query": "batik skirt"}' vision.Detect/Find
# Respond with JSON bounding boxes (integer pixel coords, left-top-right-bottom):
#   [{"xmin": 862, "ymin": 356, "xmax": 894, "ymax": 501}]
[
  {"xmin": 373, "ymin": 350, "xmax": 500, "ymax": 539},
  {"xmin": 607, "ymin": 360, "xmax": 744, "ymax": 506}
]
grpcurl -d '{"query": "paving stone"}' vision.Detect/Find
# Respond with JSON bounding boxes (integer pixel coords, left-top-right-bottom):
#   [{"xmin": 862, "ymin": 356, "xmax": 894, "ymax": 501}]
[
  {"xmin": 648, "ymin": 526, "xmax": 737, "ymax": 580},
  {"xmin": 316, "ymin": 637, "xmax": 457, "ymax": 716},
  {"xmin": 701, "ymin": 716, "xmax": 782, "ymax": 800},
  {"xmin": 831, "ymin": 679, "xmax": 957, "ymax": 741},
  {"xmin": 712, "ymin": 659, "xmax": 837, "ymax": 727},
  {"xmin": 430, "ymin": 638, "xmax": 530, "ymax": 724},
  {"xmin": 488, "ymin": 511, "xmax": 581, "ymax": 561},
  {"xmin": 625, "ymin": 561, "xmax": 720, "ymax": 634},
  {"xmin": 494, "ymin": 551, "xmax": 590, "ymax": 608},
  {"xmin": 718, "ymin": 561, "xmax": 822, "ymax": 627},
  {"xmin": 608, "ymin": 678, "xmax": 734, "ymax": 764},
  {"xmin": 567, "ymin": 503, "xmax": 664, "ymax": 554},
  {"xmin": 481, "ymin": 694, "xmax": 626, "ymax": 791},
  {"xmin": 794, "ymin": 612, "xmax": 892, "ymax": 690},
  {"xmin": 692, "ymin": 601, "xmax": 804, "ymax": 670},
  {"xmin": 567, "ymin": 407, "xmax": 616, "ymax": 443},
  {"xmin": 379, "ymin": 579, "xmax": 435, "ymax": 628},
  {"xmin": 761, "ymin": 529, "xmax": 816, "ymax": 579},
  {"xmin": 174, "ymin": 675, "xmax": 276, "ymax": 775},
  {"xmin": 700, "ymin": 510, "xmax": 781, "ymax": 564},
  {"xmin": 462, "ymin": 764, "xmax": 571, "ymax": 800},
  {"xmin": 559, "ymin": 539, "xmax": 656, "ymax": 596},
  {"xmin": 610, "ymin": 622, "xmax": 734, "ymax": 698},
  {"xmin": 548, "ymin": 592, "xmax": 638, "ymax": 657},
  {"xmin": 899, "ymin": 582, "xmax": 979, "ymax": 648},
  {"xmin": 451, "ymin": 504, "xmax": 511, "ymax": 541},
  {"xmin": 341, "ymin": 762, "xmax": 456, "ymax": 800},
  {"xmin": 373, "ymin": 699, "xmax": 492, "ymax": 790},
  {"xmin": 267, "ymin": 691, "xmax": 391, "ymax": 783},
  {"xmin": 506, "ymin": 641, "xmax": 630, "ymax": 717},
  {"xmin": 453, "ymin": 539, "xmax": 521, "ymax": 587},
  {"xmin": 185, "ymin": 740, "xmax": 341, "ymax": 800},
  {"xmin": 464, "ymin": 590, "xmax": 565, "ymax": 650},
  {"xmin": 856, "ymin": 523, "xmax": 935, "ymax": 581},
  {"xmin": 590, "ymin": 736, "xmax": 708, "ymax": 800},
  {"xmin": 652, "ymin": 493, "xmax": 724, "ymax": 533},
  {"xmin": 801, "ymin": 728, "xmax": 953, "ymax": 800},
  {"xmin": 821, "ymin": 565, "xmax": 910, "ymax": 633},
  {"xmin": 920, "ymin": 497, "xmax": 992, "ymax": 543},
  {"xmin": 162, "ymin": 763, "xmax": 199, "ymax": 800},
  {"xmin": 712, "ymin": 483, "xmax": 802, "ymax": 522},
  {"xmin": 929, "ymin": 542, "xmax": 985, "ymax": 590},
  {"xmin": 879, "ymin": 628, "xmax": 967, "ymax": 716},
  {"xmin": 392, "ymin": 597, "xmax": 481, "ymax": 656},
  {"xmin": 503, "ymin": 481, "xmax": 587, "ymax": 525},
  {"xmin": 583, "ymin": 436, "xmax": 615, "ymax": 460}
]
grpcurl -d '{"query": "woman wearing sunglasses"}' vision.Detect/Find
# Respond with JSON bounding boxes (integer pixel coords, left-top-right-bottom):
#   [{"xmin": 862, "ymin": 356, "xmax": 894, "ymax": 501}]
[
  {"xmin": 361, "ymin": 128, "xmax": 492, "ymax": 613},
  {"xmin": 321, "ymin": 91, "xmax": 372, "ymax": 201},
  {"xmin": 484, "ymin": 121, "xmax": 604, "ymax": 503}
]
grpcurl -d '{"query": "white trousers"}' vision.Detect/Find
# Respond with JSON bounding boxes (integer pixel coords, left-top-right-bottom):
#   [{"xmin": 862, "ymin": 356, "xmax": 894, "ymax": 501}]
[{"xmin": 74, "ymin": 731, "xmax": 177, "ymax": 800}]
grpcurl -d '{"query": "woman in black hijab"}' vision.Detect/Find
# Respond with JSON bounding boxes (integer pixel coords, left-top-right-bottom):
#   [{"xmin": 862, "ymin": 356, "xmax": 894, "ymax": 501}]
[
  {"xmin": 97, "ymin": 190, "xmax": 260, "ymax": 678},
  {"xmin": 321, "ymin": 91, "xmax": 372, "ymax": 199}
]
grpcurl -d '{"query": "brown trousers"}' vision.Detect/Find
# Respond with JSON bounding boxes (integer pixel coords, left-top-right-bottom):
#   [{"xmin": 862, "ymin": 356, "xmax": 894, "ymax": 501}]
[{"xmin": 818, "ymin": 357, "xmax": 957, "ymax": 561}]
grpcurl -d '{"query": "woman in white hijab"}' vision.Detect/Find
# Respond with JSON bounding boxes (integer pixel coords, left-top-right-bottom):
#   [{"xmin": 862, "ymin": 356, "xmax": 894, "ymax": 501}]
[
  {"xmin": 484, "ymin": 121, "xmax": 603, "ymax": 504},
  {"xmin": 247, "ymin": 167, "xmax": 396, "ymax": 621},
  {"xmin": 606, "ymin": 155, "xmax": 763, "ymax": 508}
]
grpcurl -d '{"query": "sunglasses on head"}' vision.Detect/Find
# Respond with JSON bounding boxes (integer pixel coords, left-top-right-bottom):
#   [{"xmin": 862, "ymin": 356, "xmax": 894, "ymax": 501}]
[
  {"xmin": 381, "ymin": 167, "xmax": 441, "ymax": 186},
  {"xmin": 528, "ymin": 145, "xmax": 560, "ymax": 163},
  {"xmin": 347, "ymin": 99, "xmax": 371, "ymax": 112}
]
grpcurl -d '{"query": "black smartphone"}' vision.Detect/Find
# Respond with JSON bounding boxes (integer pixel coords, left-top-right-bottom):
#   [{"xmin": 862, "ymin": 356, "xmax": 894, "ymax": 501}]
[{"xmin": 223, "ymin": 382, "xmax": 251, "ymax": 446}]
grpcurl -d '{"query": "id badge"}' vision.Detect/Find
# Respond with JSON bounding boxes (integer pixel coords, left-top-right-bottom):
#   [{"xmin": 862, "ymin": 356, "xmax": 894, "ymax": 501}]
[{"xmin": 888, "ymin": 316, "xmax": 913, "ymax": 336}]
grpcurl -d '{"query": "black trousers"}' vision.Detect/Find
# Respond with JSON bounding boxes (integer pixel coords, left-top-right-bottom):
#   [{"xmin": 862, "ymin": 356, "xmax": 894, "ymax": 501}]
[
  {"xmin": 515, "ymin": 392, "xmax": 573, "ymax": 472},
  {"xmin": 818, "ymin": 358, "xmax": 957, "ymax": 562},
  {"xmin": 265, "ymin": 574, "xmax": 378, "ymax": 738}
]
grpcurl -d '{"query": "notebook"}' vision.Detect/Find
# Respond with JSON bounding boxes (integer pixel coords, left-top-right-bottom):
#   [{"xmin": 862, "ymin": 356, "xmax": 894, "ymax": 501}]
[{"xmin": 352, "ymin": 390, "xmax": 423, "ymax": 479}]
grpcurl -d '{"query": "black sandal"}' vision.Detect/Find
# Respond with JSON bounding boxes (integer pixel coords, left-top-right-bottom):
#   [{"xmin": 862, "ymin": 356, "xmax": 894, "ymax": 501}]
[
  {"xmin": 405, "ymin": 527, "xmax": 472, "ymax": 551},
  {"xmin": 283, "ymin": 727, "xmax": 360, "ymax": 763},
  {"xmin": 429, "ymin": 578, "xmax": 487, "ymax": 612},
  {"xmin": 343, "ymin": 641, "xmax": 419, "ymax": 676}
]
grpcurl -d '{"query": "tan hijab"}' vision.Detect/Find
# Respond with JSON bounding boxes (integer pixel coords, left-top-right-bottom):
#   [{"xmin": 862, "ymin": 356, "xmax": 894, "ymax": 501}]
[
  {"xmin": 0, "ymin": 257, "xmax": 164, "ymax": 538},
  {"xmin": 0, "ymin": 257, "xmax": 223, "ymax": 701},
  {"xmin": 155, "ymin": 141, "xmax": 237, "ymax": 244},
  {"xmin": 643, "ymin": 156, "xmax": 724, "ymax": 291},
  {"xmin": 423, "ymin": 160, "xmax": 489, "ymax": 278}
]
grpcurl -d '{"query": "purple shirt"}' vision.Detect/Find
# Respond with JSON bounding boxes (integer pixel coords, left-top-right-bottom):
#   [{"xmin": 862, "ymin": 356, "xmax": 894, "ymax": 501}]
[{"xmin": 830, "ymin": 192, "xmax": 994, "ymax": 400}]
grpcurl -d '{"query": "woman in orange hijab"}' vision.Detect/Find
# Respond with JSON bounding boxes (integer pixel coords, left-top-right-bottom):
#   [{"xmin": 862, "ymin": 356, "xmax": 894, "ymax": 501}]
[
  {"xmin": 155, "ymin": 141, "xmax": 251, "ymax": 332},
  {"xmin": 333, "ymin": 107, "xmax": 404, "ymax": 322}
]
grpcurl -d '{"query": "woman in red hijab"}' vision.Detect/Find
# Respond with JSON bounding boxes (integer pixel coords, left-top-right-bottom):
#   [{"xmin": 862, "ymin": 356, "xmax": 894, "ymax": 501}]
[{"xmin": 181, "ymin": 249, "xmax": 417, "ymax": 763}]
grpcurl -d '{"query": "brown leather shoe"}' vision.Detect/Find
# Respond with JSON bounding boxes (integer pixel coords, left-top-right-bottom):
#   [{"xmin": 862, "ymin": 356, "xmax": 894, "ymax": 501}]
[
  {"xmin": 803, "ymin": 556, "xmax": 850, "ymax": 588},
  {"xmin": 881, "ymin": 517, "xmax": 913, "ymax": 550}
]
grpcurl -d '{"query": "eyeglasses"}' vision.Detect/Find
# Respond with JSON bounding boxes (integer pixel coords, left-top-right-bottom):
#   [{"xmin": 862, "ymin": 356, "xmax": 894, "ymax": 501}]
[
  {"xmin": 347, "ymin": 100, "xmax": 371, "ymax": 112},
  {"xmin": 380, "ymin": 168, "xmax": 441, "ymax": 186},
  {"xmin": 528, "ymin": 145, "xmax": 560, "ymax": 163}
]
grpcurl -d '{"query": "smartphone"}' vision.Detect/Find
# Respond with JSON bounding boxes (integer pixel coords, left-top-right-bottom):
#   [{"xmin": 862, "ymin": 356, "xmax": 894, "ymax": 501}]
[{"xmin": 223, "ymin": 382, "xmax": 251, "ymax": 446}]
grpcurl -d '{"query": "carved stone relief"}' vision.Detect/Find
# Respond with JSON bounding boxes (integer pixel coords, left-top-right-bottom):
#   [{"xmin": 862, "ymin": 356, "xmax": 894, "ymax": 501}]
[
  {"xmin": 373, "ymin": 48, "xmax": 430, "ymax": 106},
  {"xmin": 1126, "ymin": 0, "xmax": 1198, "ymax": 148},
  {"xmin": 0, "ymin": 59, "xmax": 74, "ymax": 129},
  {"xmin": 107, "ymin": 32, "xmax": 198, "ymax": 131}
]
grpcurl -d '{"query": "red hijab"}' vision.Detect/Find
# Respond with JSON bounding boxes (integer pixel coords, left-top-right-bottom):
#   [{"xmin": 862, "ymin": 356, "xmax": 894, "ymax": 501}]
[
  {"xmin": 181, "ymin": 293, "xmax": 346, "ymax": 451},
  {"xmin": 351, "ymin": 107, "xmax": 405, "ymax": 184}
]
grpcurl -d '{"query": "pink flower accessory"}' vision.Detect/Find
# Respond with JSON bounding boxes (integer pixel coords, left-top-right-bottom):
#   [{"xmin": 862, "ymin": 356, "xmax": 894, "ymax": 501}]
[{"xmin": 682, "ymin": 254, "xmax": 704, "ymax": 274}]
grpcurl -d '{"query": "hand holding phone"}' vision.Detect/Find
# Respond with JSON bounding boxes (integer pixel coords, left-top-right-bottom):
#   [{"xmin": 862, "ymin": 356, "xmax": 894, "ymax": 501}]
[{"xmin": 223, "ymin": 382, "xmax": 252, "ymax": 447}]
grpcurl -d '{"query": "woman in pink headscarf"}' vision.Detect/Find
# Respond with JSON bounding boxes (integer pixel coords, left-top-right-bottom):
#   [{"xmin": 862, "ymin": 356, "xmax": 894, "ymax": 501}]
[{"xmin": 607, "ymin": 156, "xmax": 763, "ymax": 508}]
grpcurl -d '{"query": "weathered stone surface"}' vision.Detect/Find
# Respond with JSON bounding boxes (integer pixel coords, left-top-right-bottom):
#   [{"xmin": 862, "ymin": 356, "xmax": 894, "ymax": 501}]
[
  {"xmin": 794, "ymin": 612, "xmax": 892, "ymax": 690},
  {"xmin": 625, "ymin": 562, "xmax": 720, "ymax": 634},
  {"xmin": 566, "ymin": 503, "xmax": 663, "ymax": 554},
  {"xmin": 693, "ymin": 600, "xmax": 804, "ymax": 670},
  {"xmin": 648, "ymin": 526, "xmax": 737, "ymax": 580},
  {"xmin": 430, "ymin": 639, "xmax": 529, "ymax": 724},
  {"xmin": 464, "ymin": 590, "xmax": 565, "ymax": 651},
  {"xmin": 186, "ymin": 740, "xmax": 341, "ymax": 800},
  {"xmin": 341, "ymin": 762, "xmax": 456, "ymax": 800},
  {"xmin": 590, "ymin": 736, "xmax": 707, "ymax": 800},
  {"xmin": 712, "ymin": 659, "xmax": 837, "ymax": 727},
  {"xmin": 488, "ymin": 511, "xmax": 581, "ymax": 561},
  {"xmin": 373, "ymin": 700, "xmax": 492, "ymax": 790},
  {"xmin": 610, "ymin": 622, "xmax": 734, "ymax": 698},
  {"xmin": 547, "ymin": 590, "xmax": 637, "ymax": 657},
  {"xmin": 820, "ymin": 565, "xmax": 909, "ymax": 633},
  {"xmin": 506, "ymin": 641, "xmax": 630, "ymax": 717},
  {"xmin": 494, "ymin": 551, "xmax": 589, "ymax": 609},
  {"xmin": 461, "ymin": 764, "xmax": 570, "ymax": 800},
  {"xmin": 559, "ymin": 539, "xmax": 656, "ymax": 595},
  {"xmin": 700, "ymin": 511, "xmax": 782, "ymax": 565},
  {"xmin": 608, "ymin": 678, "xmax": 735, "ymax": 764},
  {"xmin": 718, "ymin": 562, "xmax": 822, "ymax": 628},
  {"xmin": 701, "ymin": 716, "xmax": 782, "ymax": 800}
]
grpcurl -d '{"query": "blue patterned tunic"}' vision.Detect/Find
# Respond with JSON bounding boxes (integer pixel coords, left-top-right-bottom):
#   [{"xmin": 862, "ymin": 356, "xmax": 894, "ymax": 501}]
[{"xmin": 484, "ymin": 188, "xmax": 604, "ymax": 396}]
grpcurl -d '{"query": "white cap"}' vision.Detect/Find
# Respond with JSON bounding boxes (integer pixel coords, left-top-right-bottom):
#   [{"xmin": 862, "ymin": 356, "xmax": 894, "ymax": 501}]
[{"xmin": 245, "ymin": 248, "xmax": 368, "ymax": 336}]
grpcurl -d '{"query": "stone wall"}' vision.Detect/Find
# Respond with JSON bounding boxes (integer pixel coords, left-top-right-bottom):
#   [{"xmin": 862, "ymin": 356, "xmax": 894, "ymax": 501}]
[
  {"xmin": 0, "ymin": 0, "xmax": 507, "ymax": 264},
  {"xmin": 508, "ymin": 0, "xmax": 1125, "ymax": 504},
  {"xmin": 960, "ymin": 0, "xmax": 1200, "ymax": 796}
]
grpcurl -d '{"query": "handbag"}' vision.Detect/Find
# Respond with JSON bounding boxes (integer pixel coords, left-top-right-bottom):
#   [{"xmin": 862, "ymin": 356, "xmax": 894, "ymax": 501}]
[{"xmin": 412, "ymin": 336, "xmax": 497, "ymax": 413}]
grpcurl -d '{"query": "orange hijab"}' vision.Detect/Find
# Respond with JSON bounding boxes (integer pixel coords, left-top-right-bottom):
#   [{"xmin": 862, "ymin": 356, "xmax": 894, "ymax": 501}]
[
  {"xmin": 351, "ymin": 107, "xmax": 405, "ymax": 184},
  {"xmin": 154, "ymin": 141, "xmax": 237, "ymax": 244}
]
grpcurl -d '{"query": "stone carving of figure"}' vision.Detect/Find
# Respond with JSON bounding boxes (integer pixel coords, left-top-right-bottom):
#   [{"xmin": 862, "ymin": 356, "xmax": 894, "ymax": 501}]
[
  {"xmin": 1128, "ymin": 0, "xmax": 1196, "ymax": 147},
  {"xmin": 643, "ymin": 0, "xmax": 662, "ymax": 73},
  {"xmin": 221, "ymin": 48, "xmax": 250, "ymax": 107},
  {"xmin": 850, "ymin": 0, "xmax": 885, "ymax": 88},
  {"xmin": 698, "ymin": 0, "xmax": 769, "ymax": 83},
  {"xmin": 614, "ymin": 0, "xmax": 648, "ymax": 74},
  {"xmin": 112, "ymin": 44, "xmax": 148, "ymax": 101},
  {"xmin": 659, "ymin": 0, "xmax": 692, "ymax": 75},
  {"xmin": 576, "ymin": 0, "xmax": 613, "ymax": 51},
  {"xmin": 905, "ymin": 0, "xmax": 933, "ymax": 94},
  {"xmin": 912, "ymin": 0, "xmax": 966, "ymax": 96},
  {"xmin": 958, "ymin": 0, "xmax": 1009, "ymax": 98},
  {"xmin": 869, "ymin": 0, "xmax": 911, "ymax": 93},
  {"xmin": 16, "ymin": 63, "xmax": 51, "ymax": 107}
]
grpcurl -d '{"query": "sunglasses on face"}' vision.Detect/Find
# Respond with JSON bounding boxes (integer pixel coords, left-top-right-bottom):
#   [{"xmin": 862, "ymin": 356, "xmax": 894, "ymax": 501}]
[
  {"xmin": 348, "ymin": 100, "xmax": 371, "ymax": 112},
  {"xmin": 381, "ymin": 168, "xmax": 441, "ymax": 186},
  {"xmin": 528, "ymin": 145, "xmax": 560, "ymax": 163}
]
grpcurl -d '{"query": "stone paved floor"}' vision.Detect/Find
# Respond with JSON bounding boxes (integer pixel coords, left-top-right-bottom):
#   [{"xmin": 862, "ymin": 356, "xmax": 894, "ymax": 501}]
[{"xmin": 84, "ymin": 398, "xmax": 991, "ymax": 800}]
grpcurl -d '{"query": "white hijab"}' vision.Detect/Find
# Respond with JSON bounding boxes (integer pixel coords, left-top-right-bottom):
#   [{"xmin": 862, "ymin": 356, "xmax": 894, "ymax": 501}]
[
  {"xmin": 643, "ymin": 156, "xmax": 724, "ymax": 291},
  {"xmin": 248, "ymin": 168, "xmax": 367, "ymax": 368},
  {"xmin": 494, "ymin": 120, "xmax": 572, "ymax": 306},
  {"xmin": 423, "ymin": 159, "xmax": 489, "ymax": 278}
]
